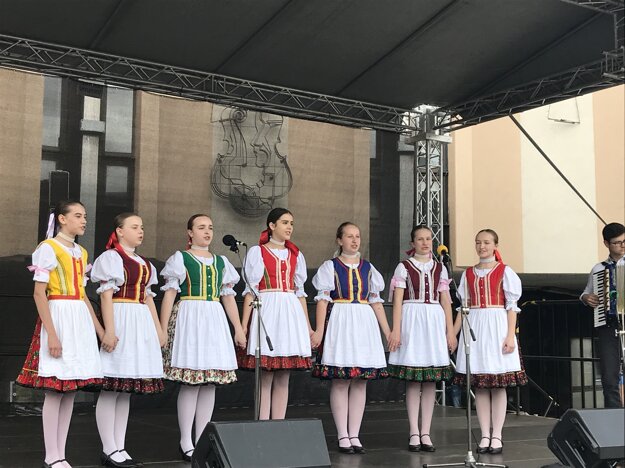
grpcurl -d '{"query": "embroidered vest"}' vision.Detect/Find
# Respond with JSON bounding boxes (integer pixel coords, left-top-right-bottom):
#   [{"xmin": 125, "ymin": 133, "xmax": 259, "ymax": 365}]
[
  {"xmin": 111, "ymin": 250, "xmax": 152, "ymax": 304},
  {"xmin": 42, "ymin": 239, "xmax": 87, "ymax": 300},
  {"xmin": 258, "ymin": 245, "xmax": 297, "ymax": 292},
  {"xmin": 330, "ymin": 258, "xmax": 371, "ymax": 304},
  {"xmin": 402, "ymin": 259, "xmax": 442, "ymax": 304},
  {"xmin": 465, "ymin": 262, "xmax": 506, "ymax": 308},
  {"xmin": 179, "ymin": 251, "xmax": 225, "ymax": 301}
]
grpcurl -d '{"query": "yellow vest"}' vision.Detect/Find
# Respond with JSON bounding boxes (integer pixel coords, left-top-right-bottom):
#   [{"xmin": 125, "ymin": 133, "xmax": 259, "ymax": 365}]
[{"xmin": 40, "ymin": 239, "xmax": 88, "ymax": 300}]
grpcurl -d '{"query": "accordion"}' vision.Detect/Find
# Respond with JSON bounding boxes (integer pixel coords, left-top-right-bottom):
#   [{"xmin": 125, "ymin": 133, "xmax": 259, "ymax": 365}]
[{"xmin": 593, "ymin": 259, "xmax": 625, "ymax": 327}]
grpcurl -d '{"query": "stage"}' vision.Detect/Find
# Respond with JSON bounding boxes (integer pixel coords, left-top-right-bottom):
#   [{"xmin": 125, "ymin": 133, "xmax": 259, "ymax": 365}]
[{"xmin": 1, "ymin": 402, "xmax": 559, "ymax": 468}]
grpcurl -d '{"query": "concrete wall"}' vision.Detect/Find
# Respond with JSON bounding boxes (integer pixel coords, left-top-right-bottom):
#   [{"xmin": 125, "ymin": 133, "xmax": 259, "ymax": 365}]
[
  {"xmin": 448, "ymin": 86, "xmax": 625, "ymax": 274},
  {"xmin": 0, "ymin": 69, "xmax": 43, "ymax": 256}
]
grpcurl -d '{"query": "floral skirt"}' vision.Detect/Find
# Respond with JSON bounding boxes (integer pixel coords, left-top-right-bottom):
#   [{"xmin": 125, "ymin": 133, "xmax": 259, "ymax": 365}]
[
  {"xmin": 311, "ymin": 364, "xmax": 388, "ymax": 380},
  {"xmin": 163, "ymin": 302, "xmax": 237, "ymax": 385},
  {"xmin": 16, "ymin": 318, "xmax": 102, "ymax": 393},
  {"xmin": 101, "ymin": 377, "xmax": 164, "ymax": 394},
  {"xmin": 237, "ymin": 352, "xmax": 312, "ymax": 371},
  {"xmin": 388, "ymin": 364, "xmax": 454, "ymax": 382}
]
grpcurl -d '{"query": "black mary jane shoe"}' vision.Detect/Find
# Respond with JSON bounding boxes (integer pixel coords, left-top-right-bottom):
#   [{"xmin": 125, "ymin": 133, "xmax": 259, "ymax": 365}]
[
  {"xmin": 42, "ymin": 459, "xmax": 65, "ymax": 468},
  {"xmin": 119, "ymin": 449, "xmax": 142, "ymax": 467},
  {"xmin": 420, "ymin": 434, "xmax": 436, "ymax": 452},
  {"xmin": 408, "ymin": 434, "xmax": 421, "ymax": 452},
  {"xmin": 179, "ymin": 445, "xmax": 194, "ymax": 462},
  {"xmin": 337, "ymin": 437, "xmax": 355, "ymax": 454},
  {"xmin": 349, "ymin": 437, "xmax": 366, "ymax": 454},
  {"xmin": 488, "ymin": 437, "xmax": 503, "ymax": 455},
  {"xmin": 476, "ymin": 437, "xmax": 491, "ymax": 454},
  {"xmin": 101, "ymin": 450, "xmax": 136, "ymax": 467}
]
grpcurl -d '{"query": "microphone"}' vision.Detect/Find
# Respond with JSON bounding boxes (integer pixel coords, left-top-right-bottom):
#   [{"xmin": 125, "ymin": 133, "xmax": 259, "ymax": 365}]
[
  {"xmin": 437, "ymin": 244, "xmax": 451, "ymax": 263},
  {"xmin": 222, "ymin": 234, "xmax": 246, "ymax": 252}
]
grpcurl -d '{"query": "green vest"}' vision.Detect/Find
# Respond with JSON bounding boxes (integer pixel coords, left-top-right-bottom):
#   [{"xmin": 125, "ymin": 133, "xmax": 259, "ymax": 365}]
[{"xmin": 179, "ymin": 251, "xmax": 225, "ymax": 301}]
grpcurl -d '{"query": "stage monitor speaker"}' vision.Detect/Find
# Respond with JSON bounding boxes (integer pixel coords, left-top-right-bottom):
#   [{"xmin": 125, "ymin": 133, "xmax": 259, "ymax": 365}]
[
  {"xmin": 192, "ymin": 418, "xmax": 331, "ymax": 468},
  {"xmin": 547, "ymin": 408, "xmax": 624, "ymax": 468}
]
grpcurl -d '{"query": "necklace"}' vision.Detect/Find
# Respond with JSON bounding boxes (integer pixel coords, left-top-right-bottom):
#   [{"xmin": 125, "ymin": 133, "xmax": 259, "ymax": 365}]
[
  {"xmin": 479, "ymin": 256, "xmax": 496, "ymax": 264},
  {"xmin": 190, "ymin": 244, "xmax": 209, "ymax": 251},
  {"xmin": 341, "ymin": 251, "xmax": 360, "ymax": 258},
  {"xmin": 269, "ymin": 238, "xmax": 286, "ymax": 246},
  {"xmin": 56, "ymin": 232, "xmax": 76, "ymax": 243}
]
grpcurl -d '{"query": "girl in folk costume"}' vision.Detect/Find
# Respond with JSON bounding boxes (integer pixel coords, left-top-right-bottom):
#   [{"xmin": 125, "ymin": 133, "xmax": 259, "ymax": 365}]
[
  {"xmin": 387, "ymin": 225, "xmax": 457, "ymax": 453},
  {"xmin": 159, "ymin": 214, "xmax": 246, "ymax": 461},
  {"xmin": 310, "ymin": 222, "xmax": 392, "ymax": 454},
  {"xmin": 91, "ymin": 213, "xmax": 165, "ymax": 468},
  {"xmin": 238, "ymin": 208, "xmax": 313, "ymax": 420},
  {"xmin": 17, "ymin": 201, "xmax": 104, "ymax": 468},
  {"xmin": 453, "ymin": 229, "xmax": 527, "ymax": 455}
]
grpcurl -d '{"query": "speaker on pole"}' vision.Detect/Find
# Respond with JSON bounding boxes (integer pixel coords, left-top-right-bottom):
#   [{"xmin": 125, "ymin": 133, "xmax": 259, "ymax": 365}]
[
  {"xmin": 547, "ymin": 408, "xmax": 624, "ymax": 468},
  {"xmin": 192, "ymin": 419, "xmax": 331, "ymax": 468}
]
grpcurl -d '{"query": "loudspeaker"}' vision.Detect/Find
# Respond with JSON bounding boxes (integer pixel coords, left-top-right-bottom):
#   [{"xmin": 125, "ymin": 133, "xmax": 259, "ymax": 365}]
[
  {"xmin": 192, "ymin": 419, "xmax": 331, "ymax": 468},
  {"xmin": 547, "ymin": 408, "xmax": 625, "ymax": 468}
]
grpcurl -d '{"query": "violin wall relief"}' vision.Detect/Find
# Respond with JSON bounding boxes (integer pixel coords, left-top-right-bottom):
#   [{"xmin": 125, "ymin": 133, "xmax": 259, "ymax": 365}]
[{"xmin": 211, "ymin": 106, "xmax": 292, "ymax": 218}]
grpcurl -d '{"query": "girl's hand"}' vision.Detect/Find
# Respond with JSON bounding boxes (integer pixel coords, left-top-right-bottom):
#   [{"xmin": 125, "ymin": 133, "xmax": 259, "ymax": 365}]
[
  {"xmin": 101, "ymin": 332, "xmax": 118, "ymax": 353},
  {"xmin": 310, "ymin": 330, "xmax": 323, "ymax": 349},
  {"xmin": 48, "ymin": 334, "xmax": 62, "ymax": 358},
  {"xmin": 234, "ymin": 329, "xmax": 247, "ymax": 348},
  {"xmin": 502, "ymin": 335, "xmax": 516, "ymax": 354},
  {"xmin": 447, "ymin": 332, "xmax": 458, "ymax": 354},
  {"xmin": 387, "ymin": 329, "xmax": 401, "ymax": 352},
  {"xmin": 158, "ymin": 329, "xmax": 167, "ymax": 348},
  {"xmin": 242, "ymin": 326, "xmax": 248, "ymax": 338}
]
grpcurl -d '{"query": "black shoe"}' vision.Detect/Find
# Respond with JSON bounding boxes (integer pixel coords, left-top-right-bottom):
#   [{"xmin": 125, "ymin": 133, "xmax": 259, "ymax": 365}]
[
  {"xmin": 337, "ymin": 437, "xmax": 355, "ymax": 454},
  {"xmin": 42, "ymin": 460, "xmax": 65, "ymax": 468},
  {"xmin": 119, "ymin": 449, "xmax": 142, "ymax": 467},
  {"xmin": 349, "ymin": 437, "xmax": 366, "ymax": 454},
  {"xmin": 420, "ymin": 434, "xmax": 436, "ymax": 452},
  {"xmin": 476, "ymin": 437, "xmax": 490, "ymax": 454},
  {"xmin": 101, "ymin": 451, "xmax": 136, "ymax": 467},
  {"xmin": 408, "ymin": 433, "xmax": 421, "ymax": 452},
  {"xmin": 488, "ymin": 437, "xmax": 503, "ymax": 454},
  {"xmin": 179, "ymin": 445, "xmax": 194, "ymax": 462}
]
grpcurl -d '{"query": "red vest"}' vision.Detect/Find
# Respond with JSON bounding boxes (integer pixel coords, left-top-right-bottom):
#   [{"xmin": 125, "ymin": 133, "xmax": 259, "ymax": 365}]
[
  {"xmin": 112, "ymin": 250, "xmax": 152, "ymax": 304},
  {"xmin": 258, "ymin": 245, "xmax": 298, "ymax": 292},
  {"xmin": 465, "ymin": 262, "xmax": 506, "ymax": 308},
  {"xmin": 402, "ymin": 260, "xmax": 443, "ymax": 304}
]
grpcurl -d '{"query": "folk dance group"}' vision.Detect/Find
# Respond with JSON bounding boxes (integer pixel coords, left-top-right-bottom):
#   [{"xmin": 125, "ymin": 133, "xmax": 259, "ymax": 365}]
[{"xmin": 17, "ymin": 201, "xmax": 528, "ymax": 468}]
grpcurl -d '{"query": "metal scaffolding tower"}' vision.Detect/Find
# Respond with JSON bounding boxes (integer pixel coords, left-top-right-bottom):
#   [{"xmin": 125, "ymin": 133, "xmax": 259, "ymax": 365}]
[{"xmin": 405, "ymin": 109, "xmax": 452, "ymax": 247}]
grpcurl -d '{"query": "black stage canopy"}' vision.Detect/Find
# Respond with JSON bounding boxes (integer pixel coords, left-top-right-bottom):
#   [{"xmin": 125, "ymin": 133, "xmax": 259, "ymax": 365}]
[{"xmin": 0, "ymin": 0, "xmax": 623, "ymax": 132}]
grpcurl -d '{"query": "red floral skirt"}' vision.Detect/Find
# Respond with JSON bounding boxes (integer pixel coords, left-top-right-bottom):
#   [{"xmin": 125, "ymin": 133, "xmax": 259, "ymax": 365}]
[
  {"xmin": 101, "ymin": 377, "xmax": 164, "ymax": 394},
  {"xmin": 237, "ymin": 350, "xmax": 312, "ymax": 371},
  {"xmin": 16, "ymin": 318, "xmax": 102, "ymax": 392}
]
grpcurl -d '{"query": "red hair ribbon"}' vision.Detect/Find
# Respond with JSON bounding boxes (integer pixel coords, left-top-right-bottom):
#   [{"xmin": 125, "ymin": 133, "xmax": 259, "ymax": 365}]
[
  {"xmin": 259, "ymin": 228, "xmax": 299, "ymax": 256},
  {"xmin": 494, "ymin": 249, "xmax": 503, "ymax": 263},
  {"xmin": 105, "ymin": 231, "xmax": 125, "ymax": 255},
  {"xmin": 405, "ymin": 248, "xmax": 416, "ymax": 256}
]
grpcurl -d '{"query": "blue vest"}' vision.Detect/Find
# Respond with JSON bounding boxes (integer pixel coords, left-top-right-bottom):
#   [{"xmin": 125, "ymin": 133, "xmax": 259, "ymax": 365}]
[{"xmin": 330, "ymin": 258, "xmax": 372, "ymax": 304}]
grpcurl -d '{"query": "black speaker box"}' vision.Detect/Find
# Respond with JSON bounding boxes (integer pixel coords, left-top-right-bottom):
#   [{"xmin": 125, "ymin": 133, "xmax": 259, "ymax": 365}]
[
  {"xmin": 547, "ymin": 408, "xmax": 625, "ymax": 468},
  {"xmin": 192, "ymin": 418, "xmax": 331, "ymax": 468}
]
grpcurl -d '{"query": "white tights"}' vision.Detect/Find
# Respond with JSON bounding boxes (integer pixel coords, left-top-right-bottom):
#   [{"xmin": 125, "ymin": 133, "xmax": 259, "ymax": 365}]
[
  {"xmin": 330, "ymin": 379, "xmax": 367, "ymax": 448},
  {"xmin": 475, "ymin": 388, "xmax": 507, "ymax": 449},
  {"xmin": 42, "ymin": 391, "xmax": 75, "ymax": 468},
  {"xmin": 95, "ymin": 391, "xmax": 132, "ymax": 463},
  {"xmin": 406, "ymin": 382, "xmax": 436, "ymax": 445},
  {"xmin": 177, "ymin": 384, "xmax": 216, "ymax": 454},
  {"xmin": 259, "ymin": 370, "xmax": 290, "ymax": 420}
]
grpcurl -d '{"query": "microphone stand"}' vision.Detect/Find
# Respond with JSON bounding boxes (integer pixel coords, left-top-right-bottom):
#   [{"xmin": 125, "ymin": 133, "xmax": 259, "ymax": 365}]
[
  {"xmin": 424, "ymin": 253, "xmax": 506, "ymax": 468},
  {"xmin": 231, "ymin": 243, "xmax": 273, "ymax": 421}
]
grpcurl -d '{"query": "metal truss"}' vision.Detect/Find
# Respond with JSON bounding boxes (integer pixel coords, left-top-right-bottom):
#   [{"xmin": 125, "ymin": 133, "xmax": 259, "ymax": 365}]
[
  {"xmin": 0, "ymin": 34, "xmax": 420, "ymax": 134},
  {"xmin": 435, "ymin": 48, "xmax": 624, "ymax": 132},
  {"xmin": 405, "ymin": 112, "xmax": 451, "ymax": 247}
]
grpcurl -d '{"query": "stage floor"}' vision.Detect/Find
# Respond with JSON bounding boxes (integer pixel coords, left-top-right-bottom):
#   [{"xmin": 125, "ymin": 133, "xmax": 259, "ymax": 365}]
[{"xmin": 1, "ymin": 402, "xmax": 559, "ymax": 468}]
